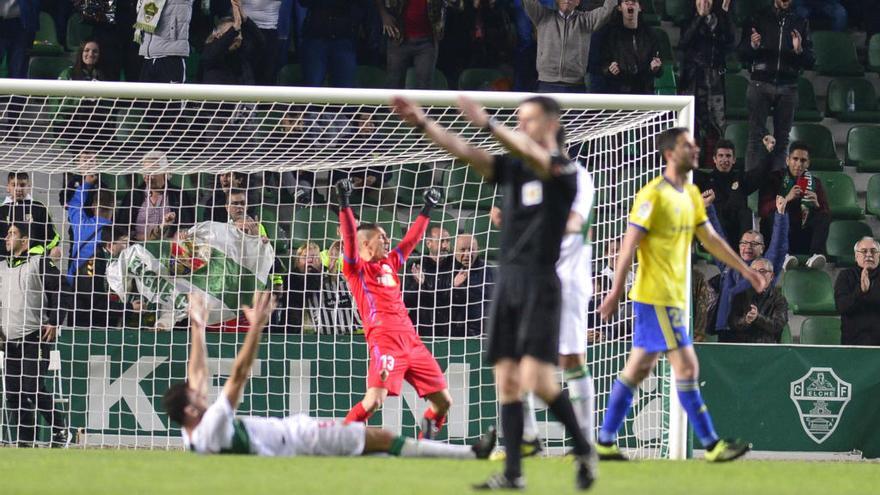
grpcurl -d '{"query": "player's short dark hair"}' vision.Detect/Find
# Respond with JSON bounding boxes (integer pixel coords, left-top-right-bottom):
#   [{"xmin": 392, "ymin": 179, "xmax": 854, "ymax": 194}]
[
  {"xmin": 162, "ymin": 382, "xmax": 191, "ymax": 426},
  {"xmin": 789, "ymin": 140, "xmax": 810, "ymax": 156},
  {"xmin": 521, "ymin": 95, "xmax": 567, "ymax": 149},
  {"xmin": 715, "ymin": 139, "xmax": 736, "ymax": 155},
  {"xmin": 657, "ymin": 127, "xmax": 690, "ymax": 157},
  {"xmin": 357, "ymin": 223, "xmax": 382, "ymax": 236},
  {"xmin": 7, "ymin": 172, "xmax": 28, "ymax": 182}
]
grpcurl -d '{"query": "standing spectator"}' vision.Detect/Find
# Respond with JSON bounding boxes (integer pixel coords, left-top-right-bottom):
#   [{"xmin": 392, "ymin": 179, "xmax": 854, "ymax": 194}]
[
  {"xmin": 758, "ymin": 141, "xmax": 828, "ymax": 269},
  {"xmin": 200, "ymin": 14, "xmax": 264, "ymax": 85},
  {"xmin": 694, "ymin": 138, "xmax": 768, "ymax": 245},
  {"xmin": 679, "ymin": 0, "xmax": 735, "ymax": 157},
  {"xmin": 0, "ymin": 223, "xmax": 71, "ymax": 447},
  {"xmin": 285, "ymin": 242, "xmax": 323, "ymax": 333},
  {"xmin": 524, "ymin": 0, "xmax": 617, "ymax": 93},
  {"xmin": 0, "ymin": 0, "xmax": 37, "ymax": 79},
  {"xmin": 404, "ymin": 225, "xmax": 454, "ymax": 336},
  {"xmin": 834, "ymin": 237, "xmax": 880, "ymax": 346},
  {"xmin": 299, "ymin": 0, "xmax": 366, "ymax": 88},
  {"xmin": 600, "ymin": 0, "xmax": 662, "ymax": 95},
  {"xmin": 739, "ymin": 0, "xmax": 815, "ymax": 172},
  {"xmin": 793, "ymin": 0, "xmax": 847, "ymax": 32},
  {"xmin": 450, "ymin": 234, "xmax": 494, "ymax": 336},
  {"xmin": 135, "ymin": 0, "xmax": 193, "ymax": 83},
  {"xmin": 375, "ymin": 0, "xmax": 449, "ymax": 89},
  {"xmin": 201, "ymin": 172, "xmax": 248, "ymax": 223},
  {"xmin": 0, "ymin": 172, "xmax": 61, "ymax": 260},
  {"xmin": 118, "ymin": 152, "xmax": 197, "ymax": 241},
  {"xmin": 724, "ymin": 257, "xmax": 789, "ymax": 343},
  {"xmin": 240, "ymin": 0, "xmax": 282, "ymax": 84},
  {"xmin": 286, "ymin": 241, "xmax": 362, "ymax": 334}
]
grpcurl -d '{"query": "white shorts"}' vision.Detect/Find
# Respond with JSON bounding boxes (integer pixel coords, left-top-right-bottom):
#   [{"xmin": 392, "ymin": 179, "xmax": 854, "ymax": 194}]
[
  {"xmin": 284, "ymin": 415, "xmax": 366, "ymax": 457},
  {"xmin": 557, "ymin": 275, "xmax": 591, "ymax": 356}
]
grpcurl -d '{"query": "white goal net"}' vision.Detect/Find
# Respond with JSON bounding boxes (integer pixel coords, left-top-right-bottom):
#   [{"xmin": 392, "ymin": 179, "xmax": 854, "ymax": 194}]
[{"xmin": 0, "ymin": 80, "xmax": 692, "ymax": 458}]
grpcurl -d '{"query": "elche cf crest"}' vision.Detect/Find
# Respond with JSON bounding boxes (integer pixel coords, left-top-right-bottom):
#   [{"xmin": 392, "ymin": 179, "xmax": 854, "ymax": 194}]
[{"xmin": 790, "ymin": 367, "xmax": 852, "ymax": 444}]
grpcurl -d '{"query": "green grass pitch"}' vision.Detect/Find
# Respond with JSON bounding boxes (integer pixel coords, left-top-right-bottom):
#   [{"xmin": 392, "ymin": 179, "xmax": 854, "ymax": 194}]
[{"xmin": 0, "ymin": 449, "xmax": 874, "ymax": 495}]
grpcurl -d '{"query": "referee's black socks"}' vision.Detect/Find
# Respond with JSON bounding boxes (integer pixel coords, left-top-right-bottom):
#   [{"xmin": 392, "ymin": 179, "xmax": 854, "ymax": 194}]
[
  {"xmin": 501, "ymin": 401, "xmax": 524, "ymax": 479},
  {"xmin": 547, "ymin": 390, "xmax": 592, "ymax": 456}
]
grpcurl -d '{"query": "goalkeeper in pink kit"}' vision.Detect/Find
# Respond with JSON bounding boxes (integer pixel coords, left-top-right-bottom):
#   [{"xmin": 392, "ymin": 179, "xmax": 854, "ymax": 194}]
[{"xmin": 337, "ymin": 179, "xmax": 453, "ymax": 439}]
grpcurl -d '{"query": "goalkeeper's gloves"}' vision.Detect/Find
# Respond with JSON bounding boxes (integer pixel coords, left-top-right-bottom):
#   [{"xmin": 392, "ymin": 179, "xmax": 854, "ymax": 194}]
[
  {"xmin": 421, "ymin": 187, "xmax": 442, "ymax": 215},
  {"xmin": 335, "ymin": 179, "xmax": 353, "ymax": 209}
]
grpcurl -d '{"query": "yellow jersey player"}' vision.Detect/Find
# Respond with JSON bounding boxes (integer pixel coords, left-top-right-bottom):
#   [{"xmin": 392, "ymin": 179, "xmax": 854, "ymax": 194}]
[{"xmin": 597, "ymin": 127, "xmax": 765, "ymax": 462}]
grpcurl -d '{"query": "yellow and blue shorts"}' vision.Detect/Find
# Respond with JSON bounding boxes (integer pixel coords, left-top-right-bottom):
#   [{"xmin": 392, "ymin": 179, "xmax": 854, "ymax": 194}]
[{"xmin": 633, "ymin": 302, "xmax": 691, "ymax": 352}]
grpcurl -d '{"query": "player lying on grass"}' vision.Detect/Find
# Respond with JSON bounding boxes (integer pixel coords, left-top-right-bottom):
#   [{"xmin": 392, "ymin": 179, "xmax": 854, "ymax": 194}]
[
  {"xmin": 336, "ymin": 180, "xmax": 454, "ymax": 440},
  {"xmin": 163, "ymin": 291, "xmax": 497, "ymax": 458},
  {"xmin": 597, "ymin": 127, "xmax": 765, "ymax": 462}
]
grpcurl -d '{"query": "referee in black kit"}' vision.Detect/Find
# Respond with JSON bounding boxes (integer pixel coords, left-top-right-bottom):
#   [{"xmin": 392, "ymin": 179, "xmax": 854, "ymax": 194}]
[{"xmin": 391, "ymin": 94, "xmax": 596, "ymax": 491}]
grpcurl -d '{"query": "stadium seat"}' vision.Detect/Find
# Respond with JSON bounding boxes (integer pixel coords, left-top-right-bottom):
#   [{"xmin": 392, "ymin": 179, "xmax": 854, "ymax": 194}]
[
  {"xmin": 66, "ymin": 14, "xmax": 94, "ymax": 51},
  {"xmin": 356, "ymin": 65, "xmax": 387, "ymax": 89},
  {"xmin": 405, "ymin": 67, "xmax": 448, "ymax": 90},
  {"xmin": 725, "ymin": 53, "xmax": 742, "ymax": 73},
  {"xmin": 444, "ymin": 165, "xmax": 498, "ymax": 211},
  {"xmin": 461, "ymin": 213, "xmax": 501, "ymax": 261},
  {"xmin": 386, "ymin": 163, "xmax": 435, "ymax": 207},
  {"xmin": 799, "ymin": 317, "xmax": 841, "ymax": 345},
  {"xmin": 27, "ymin": 56, "xmax": 72, "ymax": 79},
  {"xmin": 788, "ymin": 124, "xmax": 841, "ymax": 171},
  {"xmin": 866, "ymin": 175, "xmax": 880, "ymax": 217},
  {"xmin": 724, "ymin": 73, "xmax": 749, "ymax": 120},
  {"xmin": 662, "ymin": 0, "xmax": 691, "ymax": 24},
  {"xmin": 458, "ymin": 68, "xmax": 504, "ymax": 91},
  {"xmin": 825, "ymin": 78, "xmax": 880, "ymax": 123},
  {"xmin": 32, "ymin": 13, "xmax": 64, "ymax": 56},
  {"xmin": 277, "ymin": 64, "xmax": 304, "ymax": 86},
  {"xmin": 654, "ymin": 64, "xmax": 677, "ymax": 96},
  {"xmin": 780, "ymin": 324, "xmax": 792, "ymax": 344},
  {"xmin": 782, "ymin": 269, "xmax": 837, "ymax": 315},
  {"xmin": 641, "ymin": 0, "xmax": 661, "ymax": 26},
  {"xmin": 826, "ymin": 220, "xmax": 872, "ymax": 267},
  {"xmin": 845, "ymin": 125, "xmax": 880, "ymax": 172},
  {"xmin": 651, "ymin": 27, "xmax": 675, "ymax": 68},
  {"xmin": 794, "ymin": 78, "xmax": 823, "ymax": 122},
  {"xmin": 292, "ymin": 207, "xmax": 339, "ymax": 248},
  {"xmin": 734, "ymin": 0, "xmax": 767, "ymax": 24},
  {"xmin": 870, "ymin": 34, "xmax": 880, "ymax": 72},
  {"xmin": 723, "ymin": 122, "xmax": 749, "ymax": 169},
  {"xmin": 812, "ymin": 31, "xmax": 864, "ymax": 76},
  {"xmin": 810, "ymin": 171, "xmax": 862, "ymax": 220},
  {"xmin": 357, "ymin": 207, "xmax": 404, "ymax": 242}
]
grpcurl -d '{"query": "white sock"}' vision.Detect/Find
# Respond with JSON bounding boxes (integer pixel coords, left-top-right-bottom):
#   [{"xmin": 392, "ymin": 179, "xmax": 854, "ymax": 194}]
[
  {"xmin": 566, "ymin": 370, "xmax": 596, "ymax": 443},
  {"xmin": 522, "ymin": 392, "xmax": 539, "ymax": 441},
  {"xmin": 399, "ymin": 437, "xmax": 475, "ymax": 459}
]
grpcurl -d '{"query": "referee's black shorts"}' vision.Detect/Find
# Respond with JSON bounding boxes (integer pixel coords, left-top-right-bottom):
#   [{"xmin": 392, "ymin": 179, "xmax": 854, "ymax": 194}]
[{"xmin": 485, "ymin": 266, "xmax": 562, "ymax": 365}]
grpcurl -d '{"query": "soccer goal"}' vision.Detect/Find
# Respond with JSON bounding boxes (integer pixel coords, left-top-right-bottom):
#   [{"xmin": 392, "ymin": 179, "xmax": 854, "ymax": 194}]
[{"xmin": 0, "ymin": 79, "xmax": 692, "ymax": 458}]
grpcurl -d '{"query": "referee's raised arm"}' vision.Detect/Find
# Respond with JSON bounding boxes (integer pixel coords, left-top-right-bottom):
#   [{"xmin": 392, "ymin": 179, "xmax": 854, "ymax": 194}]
[{"xmin": 390, "ymin": 96, "xmax": 495, "ymax": 181}]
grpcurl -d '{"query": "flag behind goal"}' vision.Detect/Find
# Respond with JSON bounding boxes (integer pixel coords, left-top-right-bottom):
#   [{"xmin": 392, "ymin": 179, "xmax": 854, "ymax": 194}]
[{"xmin": 0, "ymin": 80, "xmax": 692, "ymax": 458}]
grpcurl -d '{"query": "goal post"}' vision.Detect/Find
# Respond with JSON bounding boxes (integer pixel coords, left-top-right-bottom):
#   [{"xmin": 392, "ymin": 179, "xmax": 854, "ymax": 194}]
[{"xmin": 0, "ymin": 80, "xmax": 693, "ymax": 458}]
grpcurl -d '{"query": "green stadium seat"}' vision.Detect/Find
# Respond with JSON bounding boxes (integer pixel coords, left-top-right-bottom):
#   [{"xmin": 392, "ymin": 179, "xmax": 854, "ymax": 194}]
[
  {"xmin": 27, "ymin": 55, "xmax": 72, "ymax": 79},
  {"xmin": 651, "ymin": 27, "xmax": 675, "ymax": 68},
  {"xmin": 186, "ymin": 45, "xmax": 200, "ymax": 82},
  {"xmin": 292, "ymin": 207, "xmax": 339, "ymax": 248},
  {"xmin": 812, "ymin": 31, "xmax": 864, "ymax": 76},
  {"xmin": 66, "ymin": 14, "xmax": 94, "ymax": 51},
  {"xmin": 654, "ymin": 64, "xmax": 677, "ymax": 96},
  {"xmin": 826, "ymin": 220, "xmax": 873, "ymax": 267},
  {"xmin": 780, "ymin": 324, "xmax": 792, "ymax": 344},
  {"xmin": 725, "ymin": 73, "xmax": 749, "ymax": 120},
  {"xmin": 444, "ymin": 165, "xmax": 498, "ymax": 212},
  {"xmin": 734, "ymin": 0, "xmax": 770, "ymax": 25},
  {"xmin": 641, "ymin": 0, "xmax": 661, "ymax": 26},
  {"xmin": 794, "ymin": 78, "xmax": 823, "ymax": 122},
  {"xmin": 810, "ymin": 172, "xmax": 862, "ymax": 220},
  {"xmin": 356, "ymin": 65, "xmax": 387, "ymax": 89},
  {"xmin": 726, "ymin": 53, "xmax": 742, "ymax": 73},
  {"xmin": 461, "ymin": 213, "xmax": 501, "ymax": 261},
  {"xmin": 826, "ymin": 78, "xmax": 880, "ymax": 123},
  {"xmin": 277, "ymin": 64, "xmax": 304, "ymax": 86},
  {"xmin": 405, "ymin": 67, "xmax": 448, "ymax": 90},
  {"xmin": 870, "ymin": 34, "xmax": 880, "ymax": 73},
  {"xmin": 386, "ymin": 163, "xmax": 435, "ymax": 207},
  {"xmin": 866, "ymin": 175, "xmax": 880, "ymax": 217},
  {"xmin": 845, "ymin": 125, "xmax": 880, "ymax": 172},
  {"xmin": 32, "ymin": 13, "xmax": 64, "ymax": 55},
  {"xmin": 662, "ymin": 0, "xmax": 691, "ymax": 24},
  {"xmin": 782, "ymin": 269, "xmax": 837, "ymax": 315},
  {"xmin": 723, "ymin": 122, "xmax": 749, "ymax": 168},
  {"xmin": 788, "ymin": 124, "xmax": 841, "ymax": 171},
  {"xmin": 799, "ymin": 317, "xmax": 841, "ymax": 345},
  {"xmin": 457, "ymin": 68, "xmax": 504, "ymax": 91}
]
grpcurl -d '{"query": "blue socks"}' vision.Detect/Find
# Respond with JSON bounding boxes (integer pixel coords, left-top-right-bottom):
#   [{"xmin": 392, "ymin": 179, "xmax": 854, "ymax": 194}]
[
  {"xmin": 676, "ymin": 380, "xmax": 719, "ymax": 448},
  {"xmin": 598, "ymin": 377, "xmax": 636, "ymax": 445}
]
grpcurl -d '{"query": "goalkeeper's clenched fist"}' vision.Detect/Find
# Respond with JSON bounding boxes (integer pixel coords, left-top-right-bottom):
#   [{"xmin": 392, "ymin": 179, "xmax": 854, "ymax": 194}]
[
  {"xmin": 421, "ymin": 187, "xmax": 442, "ymax": 215},
  {"xmin": 336, "ymin": 179, "xmax": 354, "ymax": 208}
]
